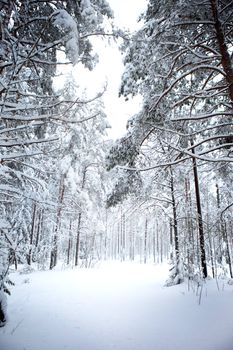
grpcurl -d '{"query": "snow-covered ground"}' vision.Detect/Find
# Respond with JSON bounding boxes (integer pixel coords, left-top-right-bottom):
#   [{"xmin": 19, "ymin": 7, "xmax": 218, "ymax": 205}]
[{"xmin": 0, "ymin": 262, "xmax": 233, "ymax": 350}]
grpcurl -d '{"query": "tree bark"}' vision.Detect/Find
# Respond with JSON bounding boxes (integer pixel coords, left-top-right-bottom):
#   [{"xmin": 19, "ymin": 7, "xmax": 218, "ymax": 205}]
[
  {"xmin": 144, "ymin": 218, "xmax": 148, "ymax": 264},
  {"xmin": 74, "ymin": 212, "xmax": 82, "ymax": 266},
  {"xmin": 50, "ymin": 175, "xmax": 65, "ymax": 269},
  {"xmin": 67, "ymin": 220, "xmax": 72, "ymax": 265},
  {"xmin": 211, "ymin": 0, "xmax": 233, "ymax": 104},
  {"xmin": 28, "ymin": 203, "xmax": 37, "ymax": 266},
  {"xmin": 74, "ymin": 167, "xmax": 87, "ymax": 266},
  {"xmin": 170, "ymin": 166, "xmax": 179, "ymax": 264},
  {"xmin": 216, "ymin": 184, "xmax": 233, "ymax": 278},
  {"xmin": 191, "ymin": 141, "xmax": 208, "ymax": 278}
]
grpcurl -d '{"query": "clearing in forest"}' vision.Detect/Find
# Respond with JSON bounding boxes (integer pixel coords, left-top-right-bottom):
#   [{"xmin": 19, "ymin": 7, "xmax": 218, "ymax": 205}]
[{"xmin": 0, "ymin": 262, "xmax": 233, "ymax": 350}]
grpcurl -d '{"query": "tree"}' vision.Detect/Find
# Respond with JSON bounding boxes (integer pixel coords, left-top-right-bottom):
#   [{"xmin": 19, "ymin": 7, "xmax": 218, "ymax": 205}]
[
  {"xmin": 107, "ymin": 0, "xmax": 233, "ymax": 281},
  {"xmin": 0, "ymin": 0, "xmax": 113, "ymax": 325}
]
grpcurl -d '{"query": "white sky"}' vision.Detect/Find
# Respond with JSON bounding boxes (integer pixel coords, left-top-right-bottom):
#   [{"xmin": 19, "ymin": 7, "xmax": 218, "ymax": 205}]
[
  {"xmin": 73, "ymin": 0, "xmax": 147, "ymax": 139},
  {"xmin": 108, "ymin": 0, "xmax": 146, "ymax": 30},
  {"xmin": 54, "ymin": 0, "xmax": 147, "ymax": 139}
]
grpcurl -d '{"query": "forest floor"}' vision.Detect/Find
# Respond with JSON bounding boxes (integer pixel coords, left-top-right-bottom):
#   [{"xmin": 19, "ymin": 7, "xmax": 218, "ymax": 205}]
[{"xmin": 0, "ymin": 261, "xmax": 233, "ymax": 350}]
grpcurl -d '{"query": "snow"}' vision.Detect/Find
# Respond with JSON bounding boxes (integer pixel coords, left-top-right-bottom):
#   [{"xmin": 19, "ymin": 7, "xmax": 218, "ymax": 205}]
[
  {"xmin": 53, "ymin": 9, "xmax": 79, "ymax": 65},
  {"xmin": 81, "ymin": 0, "xmax": 97, "ymax": 24},
  {"xmin": 0, "ymin": 262, "xmax": 233, "ymax": 350}
]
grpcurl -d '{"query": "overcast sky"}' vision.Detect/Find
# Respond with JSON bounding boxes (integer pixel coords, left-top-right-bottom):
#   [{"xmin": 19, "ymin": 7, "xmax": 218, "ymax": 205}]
[
  {"xmin": 108, "ymin": 0, "xmax": 146, "ymax": 30},
  {"xmin": 74, "ymin": 0, "xmax": 147, "ymax": 140}
]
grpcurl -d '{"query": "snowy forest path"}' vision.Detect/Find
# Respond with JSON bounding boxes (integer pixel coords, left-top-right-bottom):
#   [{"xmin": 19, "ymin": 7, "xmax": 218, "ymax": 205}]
[{"xmin": 0, "ymin": 262, "xmax": 233, "ymax": 350}]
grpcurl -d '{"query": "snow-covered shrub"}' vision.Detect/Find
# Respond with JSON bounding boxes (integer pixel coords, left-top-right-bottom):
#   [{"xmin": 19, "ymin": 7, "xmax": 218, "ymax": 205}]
[{"xmin": 165, "ymin": 260, "xmax": 184, "ymax": 287}]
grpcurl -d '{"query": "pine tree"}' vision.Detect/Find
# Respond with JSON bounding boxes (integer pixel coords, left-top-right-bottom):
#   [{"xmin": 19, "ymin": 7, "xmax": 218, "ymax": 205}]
[
  {"xmin": 107, "ymin": 0, "xmax": 233, "ymax": 281},
  {"xmin": 0, "ymin": 0, "xmax": 113, "ymax": 325}
]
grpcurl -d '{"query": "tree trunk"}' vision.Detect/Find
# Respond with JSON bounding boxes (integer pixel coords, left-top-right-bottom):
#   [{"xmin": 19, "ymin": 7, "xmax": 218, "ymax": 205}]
[
  {"xmin": 50, "ymin": 175, "xmax": 65, "ymax": 270},
  {"xmin": 216, "ymin": 184, "xmax": 233, "ymax": 278},
  {"xmin": 191, "ymin": 141, "xmax": 208, "ymax": 278},
  {"xmin": 160, "ymin": 227, "xmax": 163, "ymax": 263},
  {"xmin": 74, "ymin": 167, "xmax": 88, "ymax": 266},
  {"xmin": 156, "ymin": 218, "xmax": 159, "ymax": 263},
  {"xmin": 169, "ymin": 217, "xmax": 173, "ymax": 262},
  {"xmin": 120, "ymin": 208, "xmax": 126, "ymax": 261},
  {"xmin": 35, "ymin": 208, "xmax": 42, "ymax": 249},
  {"xmin": 129, "ymin": 217, "xmax": 135, "ymax": 261},
  {"xmin": 28, "ymin": 203, "xmax": 37, "ymax": 266},
  {"xmin": 153, "ymin": 221, "xmax": 156, "ymax": 263},
  {"xmin": 170, "ymin": 166, "xmax": 179, "ymax": 264},
  {"xmin": 117, "ymin": 222, "xmax": 120, "ymax": 258},
  {"xmin": 223, "ymin": 222, "xmax": 233, "ymax": 278},
  {"xmin": 74, "ymin": 213, "xmax": 82, "ymax": 266},
  {"xmin": 144, "ymin": 218, "xmax": 148, "ymax": 264},
  {"xmin": 211, "ymin": 0, "xmax": 233, "ymax": 104},
  {"xmin": 67, "ymin": 220, "xmax": 72, "ymax": 265}
]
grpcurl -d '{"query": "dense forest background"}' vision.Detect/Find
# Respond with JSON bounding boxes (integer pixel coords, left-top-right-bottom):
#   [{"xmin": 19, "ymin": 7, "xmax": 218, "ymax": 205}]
[{"xmin": 0, "ymin": 0, "xmax": 233, "ymax": 326}]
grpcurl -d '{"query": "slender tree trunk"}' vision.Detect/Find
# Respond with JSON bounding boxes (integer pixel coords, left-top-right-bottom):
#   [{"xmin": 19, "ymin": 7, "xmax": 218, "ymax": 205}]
[
  {"xmin": 117, "ymin": 222, "xmax": 120, "ymax": 258},
  {"xmin": 28, "ymin": 203, "xmax": 37, "ymax": 266},
  {"xmin": 74, "ymin": 212, "xmax": 82, "ymax": 266},
  {"xmin": 223, "ymin": 222, "xmax": 233, "ymax": 278},
  {"xmin": 216, "ymin": 183, "xmax": 225, "ymax": 260},
  {"xmin": 87, "ymin": 232, "xmax": 96, "ymax": 267},
  {"xmin": 35, "ymin": 209, "xmax": 41, "ymax": 249},
  {"xmin": 160, "ymin": 227, "xmax": 163, "ymax": 263},
  {"xmin": 184, "ymin": 178, "xmax": 190, "ymax": 270},
  {"xmin": 153, "ymin": 221, "xmax": 156, "ymax": 263},
  {"xmin": 170, "ymin": 166, "xmax": 179, "ymax": 264},
  {"xmin": 67, "ymin": 220, "xmax": 72, "ymax": 265},
  {"xmin": 74, "ymin": 168, "xmax": 87, "ymax": 266},
  {"xmin": 129, "ymin": 217, "xmax": 135, "ymax": 261},
  {"xmin": 121, "ymin": 212, "xmax": 126, "ymax": 261},
  {"xmin": 216, "ymin": 184, "xmax": 233, "ymax": 277},
  {"xmin": 144, "ymin": 218, "xmax": 148, "ymax": 264},
  {"xmin": 191, "ymin": 141, "xmax": 208, "ymax": 278},
  {"xmin": 13, "ymin": 252, "xmax": 18, "ymax": 271},
  {"xmin": 156, "ymin": 218, "xmax": 159, "ymax": 263},
  {"xmin": 206, "ymin": 185, "xmax": 215, "ymax": 278},
  {"xmin": 120, "ymin": 212, "xmax": 123, "ymax": 261},
  {"xmin": 104, "ymin": 209, "xmax": 108, "ymax": 260},
  {"xmin": 50, "ymin": 175, "xmax": 65, "ymax": 270},
  {"xmin": 169, "ymin": 217, "xmax": 173, "ymax": 262}
]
